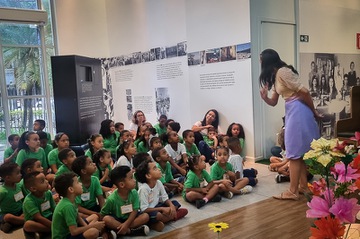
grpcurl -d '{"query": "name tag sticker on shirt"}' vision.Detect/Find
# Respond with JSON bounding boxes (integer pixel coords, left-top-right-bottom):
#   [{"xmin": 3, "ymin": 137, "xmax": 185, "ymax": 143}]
[
  {"xmin": 121, "ymin": 204, "xmax": 133, "ymax": 214},
  {"xmin": 148, "ymin": 192, "xmax": 154, "ymax": 203},
  {"xmin": 14, "ymin": 191, "xmax": 24, "ymax": 202},
  {"xmin": 81, "ymin": 192, "xmax": 90, "ymax": 201},
  {"xmin": 41, "ymin": 201, "xmax": 50, "ymax": 212}
]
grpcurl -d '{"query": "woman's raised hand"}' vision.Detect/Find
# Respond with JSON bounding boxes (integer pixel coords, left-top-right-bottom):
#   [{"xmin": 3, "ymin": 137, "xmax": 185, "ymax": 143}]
[{"xmin": 260, "ymin": 84, "xmax": 269, "ymax": 100}]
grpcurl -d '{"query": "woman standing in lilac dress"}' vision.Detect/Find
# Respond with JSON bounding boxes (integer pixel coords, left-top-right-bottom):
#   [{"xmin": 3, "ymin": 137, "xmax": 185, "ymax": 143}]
[{"xmin": 259, "ymin": 49, "xmax": 320, "ymax": 200}]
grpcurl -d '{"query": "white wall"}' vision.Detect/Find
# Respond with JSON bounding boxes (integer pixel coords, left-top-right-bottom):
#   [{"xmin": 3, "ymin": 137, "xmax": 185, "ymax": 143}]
[
  {"xmin": 299, "ymin": 0, "xmax": 360, "ymax": 54},
  {"xmin": 53, "ymin": 0, "xmax": 110, "ymax": 57}
]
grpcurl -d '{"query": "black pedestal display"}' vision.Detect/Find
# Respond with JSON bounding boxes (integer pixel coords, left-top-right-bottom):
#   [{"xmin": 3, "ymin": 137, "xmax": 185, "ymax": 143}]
[{"xmin": 51, "ymin": 55, "xmax": 104, "ymax": 146}]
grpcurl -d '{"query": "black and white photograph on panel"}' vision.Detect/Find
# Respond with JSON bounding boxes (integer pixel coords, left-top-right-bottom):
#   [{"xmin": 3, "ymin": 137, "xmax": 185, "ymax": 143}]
[
  {"xmin": 220, "ymin": 45, "xmax": 236, "ymax": 62},
  {"xmin": 142, "ymin": 51, "xmax": 150, "ymax": 62},
  {"xmin": 160, "ymin": 47, "xmax": 166, "ymax": 59},
  {"xmin": 126, "ymin": 89, "xmax": 132, "ymax": 95},
  {"xmin": 200, "ymin": 50, "xmax": 206, "ymax": 65},
  {"xmin": 166, "ymin": 46, "xmax": 178, "ymax": 58},
  {"xmin": 101, "ymin": 58, "xmax": 114, "ymax": 119},
  {"xmin": 300, "ymin": 52, "xmax": 360, "ymax": 139},
  {"xmin": 155, "ymin": 87, "xmax": 170, "ymax": 118},
  {"xmin": 206, "ymin": 48, "xmax": 220, "ymax": 63},
  {"xmin": 124, "ymin": 54, "xmax": 133, "ymax": 65},
  {"xmin": 188, "ymin": 52, "xmax": 200, "ymax": 66},
  {"xmin": 236, "ymin": 42, "xmax": 251, "ymax": 60},
  {"xmin": 126, "ymin": 95, "xmax": 132, "ymax": 103},
  {"xmin": 132, "ymin": 52, "xmax": 142, "ymax": 64},
  {"xmin": 155, "ymin": 47, "xmax": 161, "ymax": 60},
  {"xmin": 115, "ymin": 56, "xmax": 125, "ymax": 67},
  {"xmin": 177, "ymin": 41, "xmax": 187, "ymax": 56},
  {"xmin": 127, "ymin": 103, "xmax": 133, "ymax": 120},
  {"xmin": 150, "ymin": 48, "xmax": 156, "ymax": 61}
]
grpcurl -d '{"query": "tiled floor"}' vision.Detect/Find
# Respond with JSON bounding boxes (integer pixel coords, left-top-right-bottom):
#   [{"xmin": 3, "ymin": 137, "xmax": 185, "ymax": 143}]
[{"xmin": 1, "ymin": 162, "xmax": 290, "ymax": 239}]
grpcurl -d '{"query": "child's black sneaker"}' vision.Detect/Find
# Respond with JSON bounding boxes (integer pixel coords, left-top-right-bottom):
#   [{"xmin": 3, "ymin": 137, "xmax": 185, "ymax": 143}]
[
  {"xmin": 130, "ymin": 225, "xmax": 150, "ymax": 236},
  {"xmin": 110, "ymin": 230, "xmax": 117, "ymax": 239},
  {"xmin": 210, "ymin": 194, "xmax": 222, "ymax": 202},
  {"xmin": 195, "ymin": 199, "xmax": 206, "ymax": 209},
  {"xmin": 275, "ymin": 174, "xmax": 290, "ymax": 183}
]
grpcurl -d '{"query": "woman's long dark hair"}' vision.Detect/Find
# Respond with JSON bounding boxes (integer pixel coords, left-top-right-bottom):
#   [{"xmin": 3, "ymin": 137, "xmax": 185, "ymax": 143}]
[
  {"xmin": 201, "ymin": 109, "xmax": 219, "ymax": 129},
  {"xmin": 259, "ymin": 49, "xmax": 298, "ymax": 90},
  {"xmin": 99, "ymin": 119, "xmax": 115, "ymax": 139}
]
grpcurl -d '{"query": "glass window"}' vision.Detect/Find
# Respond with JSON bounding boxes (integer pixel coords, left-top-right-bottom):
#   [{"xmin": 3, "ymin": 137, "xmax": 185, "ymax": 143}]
[
  {"xmin": 0, "ymin": 23, "xmax": 40, "ymax": 45},
  {"xmin": 0, "ymin": 0, "xmax": 38, "ymax": 9}
]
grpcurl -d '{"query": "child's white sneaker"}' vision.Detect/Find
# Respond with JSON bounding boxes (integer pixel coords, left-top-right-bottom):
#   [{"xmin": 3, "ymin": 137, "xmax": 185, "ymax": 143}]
[
  {"xmin": 224, "ymin": 191, "xmax": 233, "ymax": 199},
  {"xmin": 110, "ymin": 230, "xmax": 117, "ymax": 239},
  {"xmin": 240, "ymin": 185, "xmax": 253, "ymax": 195}
]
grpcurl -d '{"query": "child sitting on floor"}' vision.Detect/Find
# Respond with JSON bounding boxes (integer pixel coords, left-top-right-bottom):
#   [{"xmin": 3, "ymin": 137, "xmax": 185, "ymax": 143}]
[
  {"xmin": 101, "ymin": 166, "xmax": 150, "ymax": 237},
  {"xmin": 92, "ymin": 149, "xmax": 113, "ymax": 193},
  {"xmin": 227, "ymin": 137, "xmax": 258, "ymax": 186},
  {"xmin": 183, "ymin": 155, "xmax": 221, "ymax": 209},
  {"xmin": 0, "ymin": 162, "xmax": 24, "ymax": 233},
  {"xmin": 3, "ymin": 134, "xmax": 19, "ymax": 163},
  {"xmin": 55, "ymin": 148, "xmax": 76, "ymax": 178},
  {"xmin": 147, "ymin": 136, "xmax": 163, "ymax": 161},
  {"xmin": 182, "ymin": 130, "xmax": 205, "ymax": 161},
  {"xmin": 23, "ymin": 172, "xmax": 55, "ymax": 238},
  {"xmin": 153, "ymin": 147, "xmax": 184, "ymax": 196},
  {"xmin": 20, "ymin": 158, "xmax": 44, "ymax": 197},
  {"xmin": 136, "ymin": 160, "xmax": 188, "ymax": 232},
  {"xmin": 162, "ymin": 131, "xmax": 188, "ymax": 177},
  {"xmin": 210, "ymin": 146, "xmax": 252, "ymax": 198},
  {"xmin": 72, "ymin": 156, "xmax": 105, "ymax": 219},
  {"xmin": 52, "ymin": 172, "xmax": 105, "ymax": 239}
]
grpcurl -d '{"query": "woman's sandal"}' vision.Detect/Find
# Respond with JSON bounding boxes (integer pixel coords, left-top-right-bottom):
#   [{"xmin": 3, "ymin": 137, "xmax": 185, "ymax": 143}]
[{"xmin": 273, "ymin": 190, "xmax": 299, "ymax": 201}]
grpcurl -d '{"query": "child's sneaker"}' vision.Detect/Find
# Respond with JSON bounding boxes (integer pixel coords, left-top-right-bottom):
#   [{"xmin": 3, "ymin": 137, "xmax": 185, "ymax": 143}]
[
  {"xmin": 110, "ymin": 230, "xmax": 117, "ymax": 239},
  {"xmin": 130, "ymin": 225, "xmax": 150, "ymax": 236},
  {"xmin": 223, "ymin": 191, "xmax": 233, "ymax": 199},
  {"xmin": 210, "ymin": 194, "xmax": 222, "ymax": 202},
  {"xmin": 175, "ymin": 208, "xmax": 188, "ymax": 220},
  {"xmin": 149, "ymin": 221, "xmax": 165, "ymax": 232},
  {"xmin": 195, "ymin": 199, "xmax": 206, "ymax": 209},
  {"xmin": 275, "ymin": 174, "xmax": 290, "ymax": 183},
  {"xmin": 240, "ymin": 185, "xmax": 253, "ymax": 194}
]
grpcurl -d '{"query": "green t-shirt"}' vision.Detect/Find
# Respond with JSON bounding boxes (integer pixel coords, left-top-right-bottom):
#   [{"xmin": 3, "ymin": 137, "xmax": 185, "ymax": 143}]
[
  {"xmin": 0, "ymin": 183, "xmax": 24, "ymax": 215},
  {"xmin": 23, "ymin": 190, "xmax": 55, "ymax": 221},
  {"xmin": 156, "ymin": 162, "xmax": 173, "ymax": 183},
  {"xmin": 55, "ymin": 165, "xmax": 71, "ymax": 177},
  {"xmin": 239, "ymin": 138, "xmax": 245, "ymax": 153},
  {"xmin": 52, "ymin": 197, "xmax": 78, "ymax": 239},
  {"xmin": 93, "ymin": 165, "xmax": 112, "ymax": 184},
  {"xmin": 75, "ymin": 176, "xmax": 103, "ymax": 209},
  {"xmin": 19, "ymin": 178, "xmax": 31, "ymax": 197},
  {"xmin": 103, "ymin": 132, "xmax": 120, "ymax": 156},
  {"xmin": 100, "ymin": 189, "xmax": 140, "ymax": 220},
  {"xmin": 16, "ymin": 148, "xmax": 48, "ymax": 170},
  {"xmin": 153, "ymin": 123, "xmax": 167, "ymax": 136},
  {"xmin": 184, "ymin": 143, "xmax": 200, "ymax": 157},
  {"xmin": 136, "ymin": 141, "xmax": 149, "ymax": 153},
  {"xmin": 48, "ymin": 148, "xmax": 64, "ymax": 169},
  {"xmin": 43, "ymin": 144, "xmax": 53, "ymax": 160},
  {"xmin": 203, "ymin": 135, "xmax": 214, "ymax": 147},
  {"xmin": 4, "ymin": 147, "xmax": 17, "ymax": 162},
  {"xmin": 182, "ymin": 170, "xmax": 213, "ymax": 199},
  {"xmin": 84, "ymin": 149, "xmax": 93, "ymax": 160},
  {"xmin": 210, "ymin": 162, "xmax": 233, "ymax": 180}
]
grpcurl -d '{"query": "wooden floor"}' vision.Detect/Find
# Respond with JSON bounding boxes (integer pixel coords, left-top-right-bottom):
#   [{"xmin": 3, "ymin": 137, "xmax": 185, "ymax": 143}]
[{"xmin": 154, "ymin": 196, "xmax": 313, "ymax": 239}]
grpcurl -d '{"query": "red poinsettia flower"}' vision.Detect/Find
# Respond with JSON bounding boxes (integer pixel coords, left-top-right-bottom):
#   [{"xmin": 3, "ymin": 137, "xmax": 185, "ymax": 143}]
[
  {"xmin": 308, "ymin": 178, "xmax": 327, "ymax": 196},
  {"xmin": 351, "ymin": 154, "xmax": 360, "ymax": 173},
  {"xmin": 309, "ymin": 216, "xmax": 345, "ymax": 239},
  {"xmin": 350, "ymin": 131, "xmax": 360, "ymax": 145},
  {"xmin": 333, "ymin": 140, "xmax": 347, "ymax": 153}
]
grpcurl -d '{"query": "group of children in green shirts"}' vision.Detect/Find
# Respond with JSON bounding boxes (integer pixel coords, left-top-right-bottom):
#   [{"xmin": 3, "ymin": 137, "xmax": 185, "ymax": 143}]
[{"xmin": 0, "ymin": 118, "xmax": 257, "ymax": 239}]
